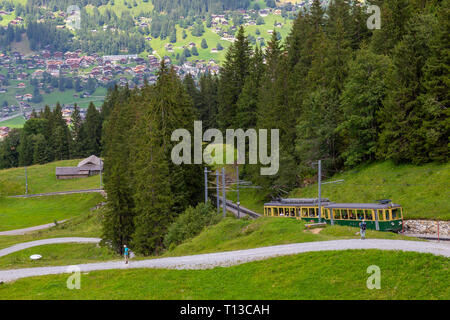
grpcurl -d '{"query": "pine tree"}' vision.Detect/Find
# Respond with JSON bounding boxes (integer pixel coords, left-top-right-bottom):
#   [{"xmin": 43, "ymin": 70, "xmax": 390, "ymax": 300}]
[
  {"xmin": 52, "ymin": 103, "xmax": 71, "ymax": 161},
  {"xmin": 131, "ymin": 63, "xmax": 202, "ymax": 255},
  {"xmin": 417, "ymin": 0, "xmax": 450, "ymax": 162},
  {"xmin": 378, "ymin": 13, "xmax": 437, "ymax": 164},
  {"xmin": 235, "ymin": 45, "xmax": 264, "ymax": 129},
  {"xmin": 217, "ymin": 26, "xmax": 252, "ymax": 129},
  {"xmin": 102, "ymin": 86, "xmax": 135, "ymax": 254},
  {"xmin": 71, "ymin": 104, "xmax": 83, "ymax": 158},
  {"xmin": 198, "ymin": 72, "xmax": 219, "ymax": 129},
  {"xmin": 338, "ymin": 48, "xmax": 393, "ymax": 166},
  {"xmin": 80, "ymin": 102, "xmax": 102, "ymax": 156},
  {"xmin": 370, "ymin": 0, "xmax": 413, "ymax": 55},
  {"xmin": 33, "ymin": 134, "xmax": 48, "ymax": 164}
]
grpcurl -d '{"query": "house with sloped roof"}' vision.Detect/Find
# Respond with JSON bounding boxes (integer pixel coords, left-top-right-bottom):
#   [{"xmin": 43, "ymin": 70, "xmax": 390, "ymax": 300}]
[{"xmin": 55, "ymin": 155, "xmax": 103, "ymax": 179}]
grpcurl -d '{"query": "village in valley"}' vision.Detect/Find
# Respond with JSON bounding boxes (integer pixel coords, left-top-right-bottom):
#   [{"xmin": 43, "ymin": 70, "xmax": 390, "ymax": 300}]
[{"xmin": 0, "ymin": 1, "xmax": 309, "ymax": 137}]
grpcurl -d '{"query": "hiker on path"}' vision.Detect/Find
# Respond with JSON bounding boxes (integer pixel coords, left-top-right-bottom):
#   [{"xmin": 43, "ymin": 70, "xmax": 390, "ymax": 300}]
[
  {"xmin": 359, "ymin": 219, "xmax": 367, "ymax": 240},
  {"xmin": 124, "ymin": 245, "xmax": 130, "ymax": 264}
]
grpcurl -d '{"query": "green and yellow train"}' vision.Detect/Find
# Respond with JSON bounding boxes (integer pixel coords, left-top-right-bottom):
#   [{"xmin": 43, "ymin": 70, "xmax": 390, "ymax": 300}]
[{"xmin": 263, "ymin": 198, "xmax": 403, "ymax": 232}]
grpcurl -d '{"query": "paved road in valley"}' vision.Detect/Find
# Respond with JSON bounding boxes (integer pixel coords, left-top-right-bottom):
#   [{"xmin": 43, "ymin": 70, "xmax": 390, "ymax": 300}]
[{"xmin": 0, "ymin": 239, "xmax": 448, "ymax": 282}]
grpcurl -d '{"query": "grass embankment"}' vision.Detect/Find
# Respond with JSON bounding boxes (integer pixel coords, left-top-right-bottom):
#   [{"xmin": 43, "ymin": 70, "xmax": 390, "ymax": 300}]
[
  {"xmin": 164, "ymin": 217, "xmax": 417, "ymax": 257},
  {"xmin": 0, "ymin": 250, "xmax": 448, "ymax": 300},
  {"xmin": 229, "ymin": 161, "xmax": 450, "ymax": 220},
  {"xmin": 0, "ymin": 193, "xmax": 104, "ymax": 231},
  {"xmin": 0, "ymin": 159, "xmax": 102, "ymax": 196},
  {"xmin": 0, "ymin": 243, "xmax": 117, "ymax": 270},
  {"xmin": 0, "ymin": 207, "xmax": 104, "ymax": 250},
  {"xmin": 294, "ymin": 161, "xmax": 450, "ymax": 220}
]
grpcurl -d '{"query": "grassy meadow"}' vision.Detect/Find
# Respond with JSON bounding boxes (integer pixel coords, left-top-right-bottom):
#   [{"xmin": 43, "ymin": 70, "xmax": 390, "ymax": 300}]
[
  {"xmin": 0, "ymin": 250, "xmax": 448, "ymax": 300},
  {"xmin": 0, "ymin": 243, "xmax": 118, "ymax": 269},
  {"xmin": 0, "ymin": 207, "xmax": 105, "ymax": 250},
  {"xmin": 0, "ymin": 159, "xmax": 102, "ymax": 196},
  {"xmin": 0, "ymin": 116, "xmax": 26, "ymax": 128},
  {"xmin": 0, "ymin": 193, "xmax": 105, "ymax": 231}
]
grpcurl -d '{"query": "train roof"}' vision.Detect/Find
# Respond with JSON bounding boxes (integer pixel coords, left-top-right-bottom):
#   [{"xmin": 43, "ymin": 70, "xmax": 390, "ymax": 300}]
[
  {"xmin": 324, "ymin": 203, "xmax": 402, "ymax": 210},
  {"xmin": 264, "ymin": 198, "xmax": 331, "ymax": 207}
]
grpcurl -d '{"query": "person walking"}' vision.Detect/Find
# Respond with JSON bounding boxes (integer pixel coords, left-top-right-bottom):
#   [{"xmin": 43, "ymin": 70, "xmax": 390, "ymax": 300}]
[
  {"xmin": 359, "ymin": 219, "xmax": 367, "ymax": 240},
  {"xmin": 124, "ymin": 245, "xmax": 130, "ymax": 264}
]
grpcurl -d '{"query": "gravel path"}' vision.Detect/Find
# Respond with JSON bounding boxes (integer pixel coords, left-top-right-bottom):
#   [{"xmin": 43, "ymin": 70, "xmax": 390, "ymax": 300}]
[
  {"xmin": 0, "ymin": 221, "xmax": 68, "ymax": 236},
  {"xmin": 0, "ymin": 239, "xmax": 448, "ymax": 283},
  {"xmin": 0, "ymin": 238, "xmax": 101, "ymax": 258}
]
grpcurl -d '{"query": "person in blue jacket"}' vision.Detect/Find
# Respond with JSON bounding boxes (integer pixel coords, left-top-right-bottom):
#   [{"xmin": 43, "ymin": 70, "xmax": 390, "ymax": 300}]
[{"xmin": 124, "ymin": 245, "xmax": 130, "ymax": 264}]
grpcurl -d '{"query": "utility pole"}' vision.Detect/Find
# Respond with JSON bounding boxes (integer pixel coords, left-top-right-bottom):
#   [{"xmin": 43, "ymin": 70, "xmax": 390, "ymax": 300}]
[
  {"xmin": 204, "ymin": 167, "xmax": 209, "ymax": 204},
  {"xmin": 216, "ymin": 169, "xmax": 220, "ymax": 214},
  {"xmin": 236, "ymin": 164, "xmax": 240, "ymax": 218},
  {"xmin": 25, "ymin": 166, "xmax": 28, "ymax": 196},
  {"xmin": 222, "ymin": 167, "xmax": 226, "ymax": 218},
  {"xmin": 315, "ymin": 159, "xmax": 344, "ymax": 225},
  {"xmin": 318, "ymin": 160, "xmax": 322, "ymax": 223}
]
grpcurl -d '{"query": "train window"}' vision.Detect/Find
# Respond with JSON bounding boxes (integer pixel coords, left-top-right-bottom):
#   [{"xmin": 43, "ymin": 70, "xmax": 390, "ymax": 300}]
[
  {"xmin": 290, "ymin": 208, "xmax": 295, "ymax": 217},
  {"xmin": 349, "ymin": 210, "xmax": 357, "ymax": 220},
  {"xmin": 341, "ymin": 209, "xmax": 349, "ymax": 220},
  {"xmin": 274, "ymin": 207, "xmax": 279, "ymax": 216},
  {"xmin": 296, "ymin": 208, "xmax": 301, "ymax": 217},
  {"xmin": 333, "ymin": 209, "xmax": 340, "ymax": 220},
  {"xmin": 357, "ymin": 210, "xmax": 364, "ymax": 220},
  {"xmin": 365, "ymin": 210, "xmax": 373, "ymax": 220},
  {"xmin": 280, "ymin": 208, "xmax": 286, "ymax": 216},
  {"xmin": 309, "ymin": 208, "xmax": 315, "ymax": 217},
  {"xmin": 301, "ymin": 208, "xmax": 308, "ymax": 217},
  {"xmin": 377, "ymin": 210, "xmax": 384, "ymax": 221},
  {"xmin": 392, "ymin": 208, "xmax": 401, "ymax": 220}
]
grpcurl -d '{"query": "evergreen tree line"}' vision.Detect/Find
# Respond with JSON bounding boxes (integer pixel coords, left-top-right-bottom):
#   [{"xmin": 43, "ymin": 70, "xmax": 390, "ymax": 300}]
[
  {"xmin": 101, "ymin": 64, "xmax": 203, "ymax": 256},
  {"xmin": 152, "ymin": 0, "xmax": 251, "ymax": 18},
  {"xmin": 183, "ymin": 0, "xmax": 449, "ymax": 197},
  {"xmin": 0, "ymin": 102, "xmax": 103, "ymax": 169}
]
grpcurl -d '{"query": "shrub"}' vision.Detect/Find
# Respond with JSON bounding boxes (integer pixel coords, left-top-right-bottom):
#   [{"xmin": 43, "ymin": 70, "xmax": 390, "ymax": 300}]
[{"xmin": 164, "ymin": 202, "xmax": 221, "ymax": 249}]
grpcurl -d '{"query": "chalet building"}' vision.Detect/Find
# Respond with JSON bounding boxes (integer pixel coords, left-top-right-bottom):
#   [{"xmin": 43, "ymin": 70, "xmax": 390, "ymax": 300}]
[{"xmin": 55, "ymin": 155, "xmax": 103, "ymax": 180}]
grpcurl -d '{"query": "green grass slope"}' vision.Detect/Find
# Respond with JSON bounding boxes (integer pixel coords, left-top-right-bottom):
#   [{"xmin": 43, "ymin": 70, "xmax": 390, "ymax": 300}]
[
  {"xmin": 293, "ymin": 161, "xmax": 450, "ymax": 220},
  {"xmin": 0, "ymin": 159, "xmax": 102, "ymax": 196},
  {"xmin": 1, "ymin": 250, "xmax": 448, "ymax": 300},
  {"xmin": 0, "ymin": 193, "xmax": 104, "ymax": 231},
  {"xmin": 165, "ymin": 217, "xmax": 416, "ymax": 257},
  {"xmin": 229, "ymin": 161, "xmax": 450, "ymax": 220},
  {"xmin": 0, "ymin": 116, "xmax": 26, "ymax": 128},
  {"xmin": 0, "ymin": 207, "xmax": 105, "ymax": 250},
  {"xmin": 0, "ymin": 243, "xmax": 118, "ymax": 270}
]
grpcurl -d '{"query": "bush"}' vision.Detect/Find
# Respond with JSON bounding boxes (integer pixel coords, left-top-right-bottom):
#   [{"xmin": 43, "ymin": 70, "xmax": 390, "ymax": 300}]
[{"xmin": 164, "ymin": 202, "xmax": 221, "ymax": 249}]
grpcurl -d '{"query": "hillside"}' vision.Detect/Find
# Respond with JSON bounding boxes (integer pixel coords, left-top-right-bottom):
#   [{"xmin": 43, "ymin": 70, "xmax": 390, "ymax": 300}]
[
  {"xmin": 0, "ymin": 193, "xmax": 104, "ymax": 231},
  {"xmin": 228, "ymin": 161, "xmax": 450, "ymax": 221},
  {"xmin": 164, "ymin": 216, "xmax": 415, "ymax": 257},
  {"xmin": 0, "ymin": 159, "xmax": 102, "ymax": 196}
]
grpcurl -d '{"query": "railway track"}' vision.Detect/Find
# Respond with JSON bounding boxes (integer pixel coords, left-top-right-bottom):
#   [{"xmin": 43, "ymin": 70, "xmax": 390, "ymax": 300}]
[
  {"xmin": 213, "ymin": 197, "xmax": 261, "ymax": 219},
  {"xmin": 401, "ymin": 233, "xmax": 450, "ymax": 241}
]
